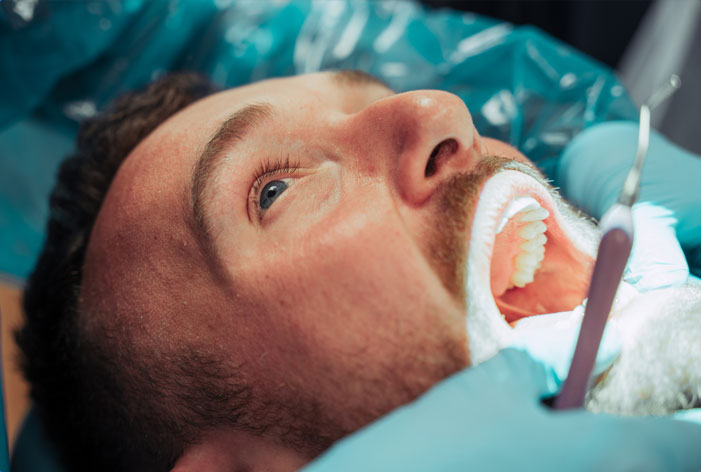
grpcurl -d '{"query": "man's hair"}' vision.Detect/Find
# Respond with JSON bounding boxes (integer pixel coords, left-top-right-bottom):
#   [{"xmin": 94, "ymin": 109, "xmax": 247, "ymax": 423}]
[{"xmin": 16, "ymin": 73, "xmax": 222, "ymax": 471}]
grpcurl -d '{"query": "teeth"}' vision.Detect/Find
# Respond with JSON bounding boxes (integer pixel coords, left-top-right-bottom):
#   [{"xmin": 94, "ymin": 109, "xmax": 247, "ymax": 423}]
[
  {"xmin": 533, "ymin": 246, "xmax": 545, "ymax": 263},
  {"xmin": 495, "ymin": 197, "xmax": 549, "ymax": 290},
  {"xmin": 521, "ymin": 233, "xmax": 547, "ymax": 251},
  {"xmin": 496, "ymin": 197, "xmax": 541, "ymax": 234},
  {"xmin": 520, "ymin": 207, "xmax": 549, "ymax": 222},
  {"xmin": 519, "ymin": 221, "xmax": 547, "ymax": 239},
  {"xmin": 511, "ymin": 271, "xmax": 533, "ymax": 288},
  {"xmin": 515, "ymin": 253, "xmax": 539, "ymax": 267}
]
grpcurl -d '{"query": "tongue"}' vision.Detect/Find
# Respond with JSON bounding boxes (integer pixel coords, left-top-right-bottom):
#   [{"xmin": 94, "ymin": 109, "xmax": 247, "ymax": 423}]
[{"xmin": 495, "ymin": 299, "xmax": 532, "ymax": 323}]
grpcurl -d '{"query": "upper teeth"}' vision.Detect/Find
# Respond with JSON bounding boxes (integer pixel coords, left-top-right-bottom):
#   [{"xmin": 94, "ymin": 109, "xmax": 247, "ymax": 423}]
[{"xmin": 496, "ymin": 197, "xmax": 549, "ymax": 289}]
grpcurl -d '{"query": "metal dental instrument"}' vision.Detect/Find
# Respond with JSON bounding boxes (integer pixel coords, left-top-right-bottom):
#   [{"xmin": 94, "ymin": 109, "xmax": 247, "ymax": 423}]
[{"xmin": 554, "ymin": 75, "xmax": 681, "ymax": 410}]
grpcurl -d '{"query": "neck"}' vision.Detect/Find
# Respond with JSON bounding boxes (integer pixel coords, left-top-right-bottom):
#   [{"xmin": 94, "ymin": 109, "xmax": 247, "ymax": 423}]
[{"xmin": 172, "ymin": 428, "xmax": 310, "ymax": 472}]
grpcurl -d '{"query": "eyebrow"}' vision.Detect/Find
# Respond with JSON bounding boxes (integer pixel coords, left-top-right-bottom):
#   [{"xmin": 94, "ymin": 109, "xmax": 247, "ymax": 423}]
[
  {"xmin": 190, "ymin": 70, "xmax": 391, "ymax": 254},
  {"xmin": 191, "ymin": 102, "xmax": 273, "ymax": 249}
]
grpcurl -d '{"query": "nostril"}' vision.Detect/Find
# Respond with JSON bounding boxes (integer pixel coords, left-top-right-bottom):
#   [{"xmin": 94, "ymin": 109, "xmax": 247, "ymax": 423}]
[
  {"xmin": 424, "ymin": 138, "xmax": 458, "ymax": 177},
  {"xmin": 425, "ymin": 145, "xmax": 440, "ymax": 177}
]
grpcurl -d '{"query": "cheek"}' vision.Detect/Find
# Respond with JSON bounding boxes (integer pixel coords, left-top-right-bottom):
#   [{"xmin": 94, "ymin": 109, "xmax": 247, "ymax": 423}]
[
  {"xmin": 246, "ymin": 212, "xmax": 417, "ymax": 320},
  {"xmin": 238, "ymin": 203, "xmax": 453, "ymax": 361},
  {"xmin": 230, "ymin": 195, "xmax": 470, "ymax": 418}
]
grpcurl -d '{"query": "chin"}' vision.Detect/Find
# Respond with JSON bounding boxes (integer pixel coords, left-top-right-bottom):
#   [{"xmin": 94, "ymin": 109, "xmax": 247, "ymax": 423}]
[{"xmin": 464, "ymin": 167, "xmax": 598, "ymax": 364}]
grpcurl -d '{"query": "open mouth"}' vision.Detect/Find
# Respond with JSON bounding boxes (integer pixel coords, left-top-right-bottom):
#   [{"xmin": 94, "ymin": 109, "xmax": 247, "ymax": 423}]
[{"xmin": 464, "ymin": 170, "xmax": 596, "ymax": 361}]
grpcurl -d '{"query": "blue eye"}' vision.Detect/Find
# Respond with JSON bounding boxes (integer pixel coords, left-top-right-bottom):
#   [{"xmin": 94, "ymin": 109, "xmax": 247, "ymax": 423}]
[{"xmin": 260, "ymin": 180, "xmax": 288, "ymax": 210}]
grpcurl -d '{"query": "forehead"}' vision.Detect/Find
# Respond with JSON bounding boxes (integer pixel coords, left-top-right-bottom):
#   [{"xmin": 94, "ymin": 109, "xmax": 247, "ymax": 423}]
[
  {"xmin": 177, "ymin": 71, "xmax": 386, "ymax": 134},
  {"xmin": 128, "ymin": 71, "xmax": 388, "ymax": 176}
]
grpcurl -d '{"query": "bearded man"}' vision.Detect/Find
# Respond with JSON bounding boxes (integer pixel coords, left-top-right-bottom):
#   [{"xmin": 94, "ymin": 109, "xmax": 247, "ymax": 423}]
[{"xmin": 17, "ymin": 70, "xmax": 701, "ymax": 472}]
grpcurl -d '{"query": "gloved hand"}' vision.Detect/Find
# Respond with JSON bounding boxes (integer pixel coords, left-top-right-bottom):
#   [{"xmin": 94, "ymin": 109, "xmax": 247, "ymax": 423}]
[
  {"xmin": 509, "ymin": 289, "xmax": 701, "ymax": 423},
  {"xmin": 302, "ymin": 348, "xmax": 701, "ymax": 472},
  {"xmin": 558, "ymin": 121, "xmax": 701, "ymax": 288},
  {"xmin": 508, "ymin": 299, "xmax": 624, "ymax": 391}
]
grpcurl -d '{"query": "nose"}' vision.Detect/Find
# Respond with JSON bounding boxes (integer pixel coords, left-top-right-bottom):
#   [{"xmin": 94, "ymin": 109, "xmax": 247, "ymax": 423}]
[{"xmin": 340, "ymin": 90, "xmax": 481, "ymax": 206}]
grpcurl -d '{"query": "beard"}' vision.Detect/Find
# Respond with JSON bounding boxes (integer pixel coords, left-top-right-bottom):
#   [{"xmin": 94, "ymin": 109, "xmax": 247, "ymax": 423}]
[
  {"xmin": 426, "ymin": 155, "xmax": 520, "ymax": 301},
  {"xmin": 586, "ymin": 283, "xmax": 701, "ymax": 414},
  {"xmin": 232, "ymin": 156, "xmax": 553, "ymax": 457}
]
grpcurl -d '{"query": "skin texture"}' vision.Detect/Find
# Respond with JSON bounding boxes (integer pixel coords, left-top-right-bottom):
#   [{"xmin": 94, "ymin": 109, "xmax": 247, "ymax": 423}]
[{"xmin": 81, "ymin": 72, "xmax": 537, "ymax": 470}]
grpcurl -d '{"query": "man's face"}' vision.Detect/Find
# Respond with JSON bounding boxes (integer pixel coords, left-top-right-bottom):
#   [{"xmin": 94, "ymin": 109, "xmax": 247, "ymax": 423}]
[{"xmin": 83, "ymin": 71, "xmax": 593, "ymax": 453}]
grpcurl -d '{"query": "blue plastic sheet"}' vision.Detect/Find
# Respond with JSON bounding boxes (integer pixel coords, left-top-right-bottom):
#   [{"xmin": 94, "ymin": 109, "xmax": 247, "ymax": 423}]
[{"xmin": 0, "ymin": 0, "xmax": 637, "ymax": 279}]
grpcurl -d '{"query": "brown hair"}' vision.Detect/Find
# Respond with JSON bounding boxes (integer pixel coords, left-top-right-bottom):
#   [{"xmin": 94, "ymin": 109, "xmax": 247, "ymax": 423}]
[{"xmin": 16, "ymin": 72, "xmax": 222, "ymax": 471}]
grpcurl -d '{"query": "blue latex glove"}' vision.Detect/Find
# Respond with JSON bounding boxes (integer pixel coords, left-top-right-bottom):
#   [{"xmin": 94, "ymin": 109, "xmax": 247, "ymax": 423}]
[
  {"xmin": 509, "ymin": 291, "xmax": 701, "ymax": 423},
  {"xmin": 303, "ymin": 349, "xmax": 701, "ymax": 472},
  {"xmin": 508, "ymin": 301, "xmax": 624, "ymax": 391},
  {"xmin": 675, "ymin": 409, "xmax": 701, "ymax": 424},
  {"xmin": 558, "ymin": 121, "xmax": 701, "ymax": 286}
]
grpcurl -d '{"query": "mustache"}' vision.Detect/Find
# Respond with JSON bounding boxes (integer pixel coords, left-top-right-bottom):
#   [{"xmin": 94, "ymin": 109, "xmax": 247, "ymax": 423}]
[{"xmin": 425, "ymin": 155, "xmax": 552, "ymax": 300}]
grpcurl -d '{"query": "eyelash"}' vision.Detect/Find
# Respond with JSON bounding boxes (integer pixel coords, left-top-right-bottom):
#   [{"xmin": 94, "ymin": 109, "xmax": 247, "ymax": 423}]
[{"xmin": 250, "ymin": 154, "xmax": 301, "ymax": 219}]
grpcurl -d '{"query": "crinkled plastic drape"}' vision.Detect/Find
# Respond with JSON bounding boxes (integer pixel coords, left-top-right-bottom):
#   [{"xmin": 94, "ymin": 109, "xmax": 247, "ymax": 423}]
[{"xmin": 0, "ymin": 0, "xmax": 636, "ymax": 278}]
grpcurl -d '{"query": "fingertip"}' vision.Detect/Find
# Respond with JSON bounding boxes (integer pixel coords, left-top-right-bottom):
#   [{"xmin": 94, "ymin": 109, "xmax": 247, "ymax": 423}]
[{"xmin": 492, "ymin": 348, "xmax": 561, "ymax": 399}]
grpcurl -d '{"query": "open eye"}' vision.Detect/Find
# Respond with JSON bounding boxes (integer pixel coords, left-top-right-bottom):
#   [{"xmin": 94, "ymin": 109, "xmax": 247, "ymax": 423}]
[
  {"xmin": 249, "ymin": 156, "xmax": 300, "ymax": 220},
  {"xmin": 259, "ymin": 180, "xmax": 289, "ymax": 211}
]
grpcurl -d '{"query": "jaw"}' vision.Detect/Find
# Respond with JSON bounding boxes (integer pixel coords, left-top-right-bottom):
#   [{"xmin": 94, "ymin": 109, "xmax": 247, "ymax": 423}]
[{"xmin": 464, "ymin": 170, "xmax": 597, "ymax": 364}]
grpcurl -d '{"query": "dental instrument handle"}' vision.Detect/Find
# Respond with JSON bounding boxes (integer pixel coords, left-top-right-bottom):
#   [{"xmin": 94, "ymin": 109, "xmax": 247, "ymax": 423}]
[
  {"xmin": 554, "ymin": 76, "xmax": 678, "ymax": 409},
  {"xmin": 618, "ymin": 105, "xmax": 650, "ymax": 206},
  {"xmin": 619, "ymin": 75, "xmax": 680, "ymax": 206},
  {"xmin": 554, "ymin": 204, "xmax": 633, "ymax": 409}
]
